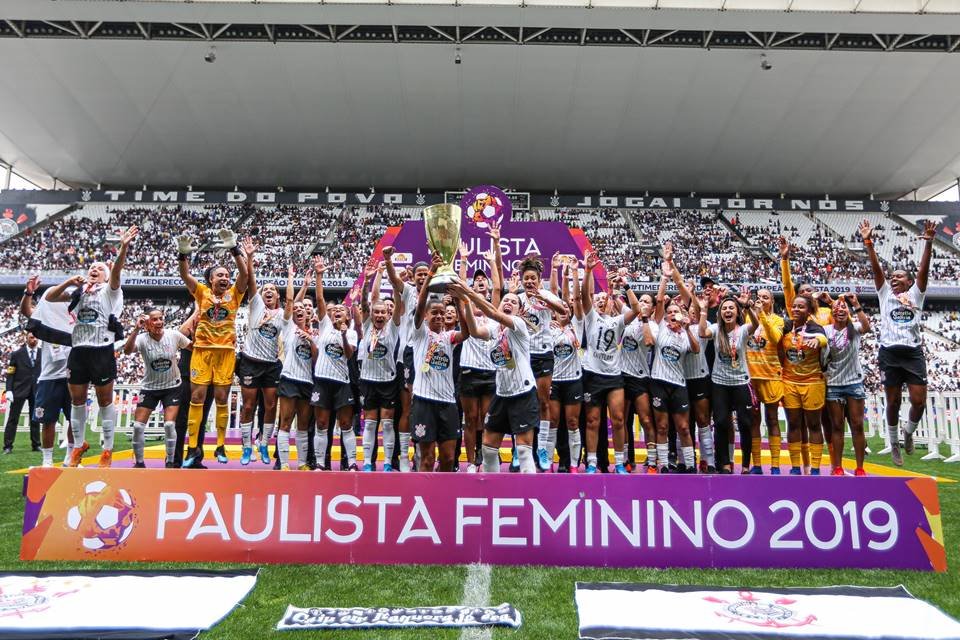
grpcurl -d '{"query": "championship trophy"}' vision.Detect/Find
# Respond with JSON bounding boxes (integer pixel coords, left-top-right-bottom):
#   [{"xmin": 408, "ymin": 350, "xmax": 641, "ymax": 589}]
[{"xmin": 422, "ymin": 203, "xmax": 462, "ymax": 293}]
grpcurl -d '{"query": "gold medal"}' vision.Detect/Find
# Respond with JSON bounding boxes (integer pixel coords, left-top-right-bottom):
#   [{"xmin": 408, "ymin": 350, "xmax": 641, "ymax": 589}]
[
  {"xmin": 506, "ymin": 358, "xmax": 516, "ymax": 370},
  {"xmin": 421, "ymin": 362, "xmax": 430, "ymax": 373}
]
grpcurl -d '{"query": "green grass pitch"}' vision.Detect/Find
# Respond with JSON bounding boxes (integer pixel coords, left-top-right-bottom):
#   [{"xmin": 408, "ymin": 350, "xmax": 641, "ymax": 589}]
[{"xmin": 1, "ymin": 433, "xmax": 957, "ymax": 639}]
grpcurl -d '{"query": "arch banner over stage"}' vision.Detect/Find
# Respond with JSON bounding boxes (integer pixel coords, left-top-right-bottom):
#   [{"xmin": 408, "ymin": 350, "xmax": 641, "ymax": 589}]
[
  {"xmin": 344, "ymin": 185, "xmax": 607, "ymax": 305},
  {"xmin": 21, "ymin": 468, "xmax": 944, "ymax": 571}
]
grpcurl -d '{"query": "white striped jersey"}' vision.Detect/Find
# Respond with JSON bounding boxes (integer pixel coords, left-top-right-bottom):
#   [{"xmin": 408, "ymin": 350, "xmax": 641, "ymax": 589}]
[
  {"xmin": 489, "ymin": 316, "xmax": 536, "ymax": 397},
  {"xmin": 411, "ymin": 324, "xmax": 458, "ymax": 403},
  {"xmin": 877, "ymin": 282, "xmax": 925, "ymax": 348},
  {"xmin": 707, "ymin": 323, "xmax": 750, "ymax": 386},
  {"xmin": 682, "ymin": 338, "xmax": 710, "ymax": 380},
  {"xmin": 71, "ymin": 283, "xmax": 123, "ymax": 348},
  {"xmin": 243, "ymin": 293, "xmax": 284, "ymax": 363},
  {"xmin": 460, "ymin": 316, "xmax": 498, "ymax": 371},
  {"xmin": 136, "ymin": 330, "xmax": 190, "ymax": 391},
  {"xmin": 360, "ymin": 318, "xmax": 400, "ymax": 382},
  {"xmin": 620, "ymin": 320, "xmax": 653, "ymax": 379},
  {"xmin": 34, "ymin": 298, "xmax": 72, "ymax": 382},
  {"xmin": 551, "ymin": 318, "xmax": 583, "ymax": 382},
  {"xmin": 397, "ymin": 283, "xmax": 419, "ymax": 360},
  {"xmin": 519, "ymin": 289, "xmax": 562, "ymax": 354},
  {"xmin": 312, "ymin": 315, "xmax": 357, "ymax": 383},
  {"xmin": 582, "ymin": 308, "xmax": 627, "ymax": 374},
  {"xmin": 824, "ymin": 322, "xmax": 864, "ymax": 386},
  {"xmin": 651, "ymin": 321, "xmax": 693, "ymax": 387},
  {"xmin": 280, "ymin": 319, "xmax": 315, "ymax": 383}
]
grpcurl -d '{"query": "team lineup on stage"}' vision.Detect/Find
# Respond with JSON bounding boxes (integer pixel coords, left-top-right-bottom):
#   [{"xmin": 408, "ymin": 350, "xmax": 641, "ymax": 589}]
[{"xmin": 15, "ymin": 212, "xmax": 938, "ymax": 477}]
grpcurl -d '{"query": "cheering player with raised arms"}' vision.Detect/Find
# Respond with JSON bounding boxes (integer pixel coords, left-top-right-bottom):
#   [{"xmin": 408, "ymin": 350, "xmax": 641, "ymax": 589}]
[
  {"xmin": 860, "ymin": 219, "xmax": 936, "ymax": 466},
  {"xmin": 579, "ymin": 251, "xmax": 641, "ymax": 475},
  {"xmin": 275, "ymin": 264, "xmax": 316, "ymax": 471},
  {"xmin": 310, "ymin": 256, "xmax": 359, "ymax": 470},
  {"xmin": 409, "ymin": 254, "xmax": 468, "ymax": 472},
  {"xmin": 176, "ymin": 229, "xmax": 249, "ymax": 468},
  {"xmin": 548, "ymin": 260, "xmax": 585, "ymax": 471},
  {"xmin": 745, "ymin": 288, "xmax": 785, "ymax": 474},
  {"xmin": 237, "ymin": 240, "xmax": 284, "ymax": 465},
  {"xmin": 359, "ymin": 263, "xmax": 403, "ymax": 471},
  {"xmin": 123, "ymin": 309, "xmax": 191, "ymax": 467},
  {"xmin": 620, "ymin": 289, "xmax": 656, "ymax": 473},
  {"xmin": 43, "ymin": 226, "xmax": 137, "ymax": 467}
]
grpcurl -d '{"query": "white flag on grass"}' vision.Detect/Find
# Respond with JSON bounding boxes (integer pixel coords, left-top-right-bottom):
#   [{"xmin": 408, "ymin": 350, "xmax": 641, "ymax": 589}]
[
  {"xmin": 575, "ymin": 583, "xmax": 960, "ymax": 640},
  {"xmin": 0, "ymin": 570, "xmax": 257, "ymax": 639}
]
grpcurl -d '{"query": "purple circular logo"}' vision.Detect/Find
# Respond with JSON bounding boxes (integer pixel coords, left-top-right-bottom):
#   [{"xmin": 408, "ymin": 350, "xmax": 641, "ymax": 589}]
[{"xmin": 460, "ymin": 185, "xmax": 512, "ymax": 229}]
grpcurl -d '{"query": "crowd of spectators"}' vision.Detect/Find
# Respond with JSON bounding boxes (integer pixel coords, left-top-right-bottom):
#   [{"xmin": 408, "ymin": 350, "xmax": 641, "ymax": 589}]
[
  {"xmin": 323, "ymin": 206, "xmax": 410, "ymax": 280},
  {"xmin": 237, "ymin": 205, "xmax": 341, "ymax": 280}
]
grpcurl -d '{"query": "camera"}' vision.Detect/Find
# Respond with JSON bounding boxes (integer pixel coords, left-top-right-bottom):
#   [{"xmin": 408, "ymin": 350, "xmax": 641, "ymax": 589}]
[{"xmin": 204, "ymin": 49, "xmax": 216, "ymax": 63}]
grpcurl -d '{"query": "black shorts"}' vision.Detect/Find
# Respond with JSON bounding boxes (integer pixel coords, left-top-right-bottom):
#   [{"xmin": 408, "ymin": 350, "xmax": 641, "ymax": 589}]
[
  {"xmin": 310, "ymin": 377, "xmax": 355, "ymax": 411},
  {"xmin": 361, "ymin": 379, "xmax": 399, "ymax": 411},
  {"xmin": 401, "ymin": 346, "xmax": 415, "ymax": 388},
  {"xmin": 550, "ymin": 378, "xmax": 584, "ymax": 405},
  {"xmin": 67, "ymin": 346, "xmax": 117, "ymax": 386},
  {"xmin": 236, "ymin": 353, "xmax": 282, "ymax": 389},
  {"xmin": 485, "ymin": 389, "xmax": 539, "ymax": 435},
  {"xmin": 460, "ymin": 368, "xmax": 496, "ymax": 398},
  {"xmin": 410, "ymin": 396, "xmax": 460, "ymax": 443},
  {"xmin": 583, "ymin": 371, "xmax": 624, "ymax": 406},
  {"xmin": 137, "ymin": 387, "xmax": 180, "ymax": 411},
  {"xmin": 878, "ymin": 345, "xmax": 928, "ymax": 388},
  {"xmin": 686, "ymin": 375, "xmax": 712, "ymax": 402},
  {"xmin": 34, "ymin": 378, "xmax": 71, "ymax": 425},
  {"xmin": 624, "ymin": 374, "xmax": 651, "ymax": 401},
  {"xmin": 650, "ymin": 380, "xmax": 691, "ymax": 414},
  {"xmin": 278, "ymin": 376, "xmax": 313, "ymax": 400},
  {"xmin": 531, "ymin": 352, "xmax": 555, "ymax": 379}
]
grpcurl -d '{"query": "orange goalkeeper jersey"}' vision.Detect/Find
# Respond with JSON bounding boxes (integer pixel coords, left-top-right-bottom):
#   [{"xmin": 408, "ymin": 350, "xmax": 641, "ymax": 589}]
[
  {"xmin": 746, "ymin": 311, "xmax": 784, "ymax": 381},
  {"xmin": 192, "ymin": 283, "xmax": 241, "ymax": 349},
  {"xmin": 779, "ymin": 321, "xmax": 827, "ymax": 385}
]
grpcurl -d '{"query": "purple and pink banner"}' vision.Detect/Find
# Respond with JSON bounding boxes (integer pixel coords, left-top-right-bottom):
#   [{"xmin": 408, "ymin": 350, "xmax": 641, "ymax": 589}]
[
  {"xmin": 344, "ymin": 185, "xmax": 606, "ymax": 306},
  {"xmin": 22, "ymin": 468, "xmax": 944, "ymax": 571}
]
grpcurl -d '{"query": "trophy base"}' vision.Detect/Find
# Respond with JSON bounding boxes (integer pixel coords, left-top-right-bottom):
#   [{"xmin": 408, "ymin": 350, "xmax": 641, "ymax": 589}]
[{"xmin": 427, "ymin": 273, "xmax": 457, "ymax": 294}]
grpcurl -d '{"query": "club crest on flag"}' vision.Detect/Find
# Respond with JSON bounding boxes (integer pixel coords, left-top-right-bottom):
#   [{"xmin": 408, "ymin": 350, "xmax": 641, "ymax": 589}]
[
  {"xmin": 0, "ymin": 578, "xmax": 89, "ymax": 619},
  {"xmin": 704, "ymin": 591, "xmax": 816, "ymax": 629},
  {"xmin": 460, "ymin": 185, "xmax": 511, "ymax": 230}
]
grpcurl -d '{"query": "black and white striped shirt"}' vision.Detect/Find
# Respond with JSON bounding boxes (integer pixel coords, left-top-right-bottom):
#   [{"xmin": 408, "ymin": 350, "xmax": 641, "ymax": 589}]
[
  {"xmin": 824, "ymin": 322, "xmax": 864, "ymax": 386},
  {"xmin": 651, "ymin": 321, "xmax": 693, "ymax": 387},
  {"xmin": 460, "ymin": 316, "xmax": 498, "ymax": 371},
  {"xmin": 519, "ymin": 289, "xmax": 562, "ymax": 355},
  {"xmin": 552, "ymin": 318, "xmax": 584, "ymax": 383},
  {"xmin": 243, "ymin": 293, "xmax": 284, "ymax": 363},
  {"xmin": 620, "ymin": 320, "xmax": 653, "ymax": 379},
  {"xmin": 312, "ymin": 316, "xmax": 357, "ymax": 383},
  {"xmin": 490, "ymin": 316, "xmax": 536, "ymax": 397},
  {"xmin": 877, "ymin": 282, "xmax": 925, "ymax": 348},
  {"xmin": 136, "ymin": 330, "xmax": 190, "ymax": 391},
  {"xmin": 360, "ymin": 318, "xmax": 400, "ymax": 382},
  {"xmin": 397, "ymin": 283, "xmax": 419, "ymax": 360},
  {"xmin": 280, "ymin": 319, "xmax": 314, "ymax": 384},
  {"xmin": 72, "ymin": 283, "xmax": 123, "ymax": 348},
  {"xmin": 411, "ymin": 324, "xmax": 457, "ymax": 403},
  {"xmin": 34, "ymin": 299, "xmax": 72, "ymax": 382},
  {"xmin": 582, "ymin": 308, "xmax": 627, "ymax": 374}
]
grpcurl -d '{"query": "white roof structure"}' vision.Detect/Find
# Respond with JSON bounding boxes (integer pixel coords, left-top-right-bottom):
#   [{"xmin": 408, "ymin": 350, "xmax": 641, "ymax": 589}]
[{"xmin": 3, "ymin": 0, "xmax": 960, "ymax": 197}]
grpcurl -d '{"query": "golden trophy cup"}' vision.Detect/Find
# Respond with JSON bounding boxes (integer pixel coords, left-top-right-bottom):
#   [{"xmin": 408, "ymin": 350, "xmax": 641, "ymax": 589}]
[{"xmin": 422, "ymin": 203, "xmax": 462, "ymax": 293}]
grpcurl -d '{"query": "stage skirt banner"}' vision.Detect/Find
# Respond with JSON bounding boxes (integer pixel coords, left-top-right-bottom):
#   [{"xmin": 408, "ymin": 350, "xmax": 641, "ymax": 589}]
[
  {"xmin": 276, "ymin": 603, "xmax": 521, "ymax": 631},
  {"xmin": 21, "ymin": 468, "xmax": 944, "ymax": 571},
  {"xmin": 575, "ymin": 583, "xmax": 960, "ymax": 640},
  {"xmin": 0, "ymin": 569, "xmax": 256, "ymax": 640}
]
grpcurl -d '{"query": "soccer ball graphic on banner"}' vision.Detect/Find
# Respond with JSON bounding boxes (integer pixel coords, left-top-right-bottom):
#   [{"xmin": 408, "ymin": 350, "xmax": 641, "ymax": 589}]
[
  {"xmin": 469, "ymin": 192, "xmax": 505, "ymax": 228},
  {"xmin": 65, "ymin": 481, "xmax": 136, "ymax": 551}
]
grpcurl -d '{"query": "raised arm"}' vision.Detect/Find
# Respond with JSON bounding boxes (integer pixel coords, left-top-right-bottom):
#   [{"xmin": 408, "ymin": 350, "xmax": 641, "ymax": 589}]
[
  {"xmin": 109, "ymin": 226, "xmax": 138, "ymax": 290},
  {"xmin": 453, "ymin": 295, "xmax": 486, "ymax": 339},
  {"xmin": 453, "ymin": 281, "xmax": 513, "ymax": 331},
  {"xmin": 654, "ymin": 273, "xmax": 668, "ymax": 323},
  {"xmin": 381, "ymin": 245, "xmax": 404, "ymax": 294},
  {"xmin": 232, "ymin": 235, "xmax": 251, "ymax": 295},
  {"xmin": 549, "ymin": 252, "xmax": 561, "ymax": 296},
  {"xmin": 696, "ymin": 291, "xmax": 712, "ymax": 338},
  {"xmin": 737, "ymin": 286, "xmax": 759, "ymax": 333},
  {"xmin": 284, "ymin": 264, "xmax": 295, "ymax": 322},
  {"xmin": 20, "ymin": 275, "xmax": 40, "ymax": 318},
  {"xmin": 360, "ymin": 264, "xmax": 376, "ymax": 323},
  {"xmin": 44, "ymin": 274, "xmax": 84, "ymax": 303},
  {"xmin": 370, "ymin": 262, "xmax": 384, "ymax": 304},
  {"xmin": 580, "ymin": 251, "xmax": 598, "ymax": 314},
  {"xmin": 622, "ymin": 283, "xmax": 641, "ymax": 325},
  {"xmin": 846, "ymin": 292, "xmax": 871, "ymax": 334},
  {"xmin": 176, "ymin": 234, "xmax": 199, "ymax": 295},
  {"xmin": 458, "ymin": 241, "xmax": 471, "ymax": 281},
  {"xmin": 857, "ymin": 220, "xmax": 886, "ymax": 292},
  {"xmin": 414, "ymin": 252, "xmax": 442, "ymax": 329},
  {"xmin": 917, "ymin": 220, "xmax": 936, "ymax": 293},
  {"xmin": 685, "ymin": 318, "xmax": 701, "ymax": 354},
  {"xmin": 778, "ymin": 235, "xmax": 798, "ymax": 310},
  {"xmin": 123, "ymin": 314, "xmax": 146, "ymax": 355},
  {"xmin": 483, "ymin": 249, "xmax": 502, "ymax": 309},
  {"xmin": 569, "ymin": 262, "xmax": 584, "ymax": 320},
  {"xmin": 486, "ymin": 219, "xmax": 504, "ymax": 287},
  {"xmin": 244, "ymin": 237, "xmax": 258, "ymax": 298},
  {"xmin": 313, "ymin": 255, "xmax": 328, "ymax": 320}
]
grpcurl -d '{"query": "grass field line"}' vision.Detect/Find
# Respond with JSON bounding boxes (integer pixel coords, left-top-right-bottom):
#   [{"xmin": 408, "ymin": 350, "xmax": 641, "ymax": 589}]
[{"xmin": 459, "ymin": 563, "xmax": 492, "ymax": 640}]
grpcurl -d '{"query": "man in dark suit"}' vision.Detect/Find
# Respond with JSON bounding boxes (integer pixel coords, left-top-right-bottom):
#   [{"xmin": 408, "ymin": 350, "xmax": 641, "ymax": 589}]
[{"xmin": 4, "ymin": 332, "xmax": 41, "ymax": 453}]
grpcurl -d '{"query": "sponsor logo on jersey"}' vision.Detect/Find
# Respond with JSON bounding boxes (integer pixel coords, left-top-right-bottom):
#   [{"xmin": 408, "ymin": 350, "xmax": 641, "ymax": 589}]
[
  {"xmin": 428, "ymin": 351, "xmax": 451, "ymax": 371},
  {"xmin": 295, "ymin": 342, "xmax": 312, "ymax": 360},
  {"xmin": 324, "ymin": 343, "xmax": 344, "ymax": 360},
  {"xmin": 77, "ymin": 308, "xmax": 98, "ymax": 324},
  {"xmin": 206, "ymin": 307, "xmax": 229, "ymax": 322},
  {"xmin": 661, "ymin": 345, "xmax": 682, "ymax": 362},
  {"xmin": 553, "ymin": 343, "xmax": 574, "ymax": 359},
  {"xmin": 369, "ymin": 342, "xmax": 388, "ymax": 360},
  {"xmin": 150, "ymin": 358, "xmax": 172, "ymax": 373},
  {"xmin": 890, "ymin": 307, "xmax": 915, "ymax": 324},
  {"xmin": 489, "ymin": 346, "xmax": 513, "ymax": 369},
  {"xmin": 785, "ymin": 348, "xmax": 804, "ymax": 363},
  {"xmin": 257, "ymin": 324, "xmax": 280, "ymax": 339},
  {"xmin": 747, "ymin": 335, "xmax": 767, "ymax": 350},
  {"xmin": 622, "ymin": 336, "xmax": 639, "ymax": 352}
]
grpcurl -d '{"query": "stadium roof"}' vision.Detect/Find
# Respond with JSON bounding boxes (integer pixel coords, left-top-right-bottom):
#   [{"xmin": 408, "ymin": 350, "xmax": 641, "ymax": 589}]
[{"xmin": 3, "ymin": 0, "xmax": 960, "ymax": 197}]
